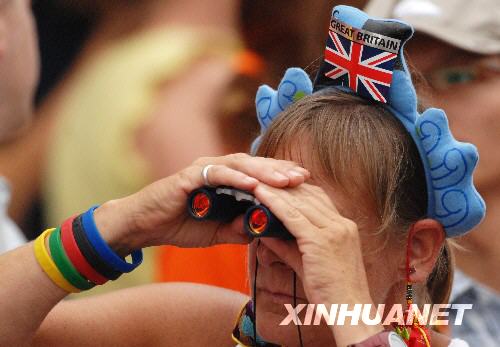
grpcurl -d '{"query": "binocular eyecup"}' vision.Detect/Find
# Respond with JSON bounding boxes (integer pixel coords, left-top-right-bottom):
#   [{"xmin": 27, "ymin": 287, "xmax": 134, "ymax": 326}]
[{"xmin": 187, "ymin": 186, "xmax": 294, "ymax": 240}]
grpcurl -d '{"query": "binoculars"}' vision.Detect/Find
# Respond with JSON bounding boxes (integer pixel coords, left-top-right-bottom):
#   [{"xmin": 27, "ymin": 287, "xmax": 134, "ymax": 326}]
[{"xmin": 187, "ymin": 186, "xmax": 294, "ymax": 240}]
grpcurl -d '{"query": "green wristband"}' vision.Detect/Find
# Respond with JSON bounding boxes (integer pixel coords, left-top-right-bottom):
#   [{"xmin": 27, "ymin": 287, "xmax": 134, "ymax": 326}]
[{"xmin": 49, "ymin": 227, "xmax": 95, "ymax": 290}]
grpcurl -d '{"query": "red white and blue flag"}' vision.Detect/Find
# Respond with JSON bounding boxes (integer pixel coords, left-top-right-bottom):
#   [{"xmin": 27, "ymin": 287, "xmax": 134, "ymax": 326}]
[{"xmin": 315, "ymin": 18, "xmax": 403, "ymax": 104}]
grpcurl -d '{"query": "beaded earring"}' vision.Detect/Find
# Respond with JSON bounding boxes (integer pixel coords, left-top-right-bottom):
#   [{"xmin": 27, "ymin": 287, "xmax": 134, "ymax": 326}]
[{"xmin": 394, "ymin": 225, "xmax": 432, "ymax": 347}]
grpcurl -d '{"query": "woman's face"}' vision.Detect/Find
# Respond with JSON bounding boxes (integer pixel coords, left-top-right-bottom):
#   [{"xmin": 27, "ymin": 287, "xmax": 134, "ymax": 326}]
[
  {"xmin": 247, "ymin": 148, "xmax": 404, "ymax": 347},
  {"xmin": 0, "ymin": 0, "xmax": 39, "ymax": 142}
]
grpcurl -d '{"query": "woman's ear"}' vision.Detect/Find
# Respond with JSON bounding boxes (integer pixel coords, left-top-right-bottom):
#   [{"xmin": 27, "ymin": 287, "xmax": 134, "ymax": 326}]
[{"xmin": 404, "ymin": 219, "xmax": 445, "ymax": 283}]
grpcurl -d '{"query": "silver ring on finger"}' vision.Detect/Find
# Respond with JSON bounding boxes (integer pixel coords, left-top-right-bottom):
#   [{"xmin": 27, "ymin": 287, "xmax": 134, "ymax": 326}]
[{"xmin": 202, "ymin": 164, "xmax": 215, "ymax": 186}]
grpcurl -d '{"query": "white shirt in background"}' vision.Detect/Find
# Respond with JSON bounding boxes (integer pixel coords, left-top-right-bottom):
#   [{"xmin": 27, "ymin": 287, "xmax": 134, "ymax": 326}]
[{"xmin": 0, "ymin": 177, "xmax": 26, "ymax": 254}]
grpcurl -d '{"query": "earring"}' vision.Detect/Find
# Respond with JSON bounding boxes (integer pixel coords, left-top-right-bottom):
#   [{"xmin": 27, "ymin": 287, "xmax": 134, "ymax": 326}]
[
  {"xmin": 406, "ymin": 281, "xmax": 414, "ymax": 305},
  {"xmin": 394, "ymin": 279, "xmax": 414, "ymax": 341},
  {"xmin": 394, "ymin": 226, "xmax": 432, "ymax": 346},
  {"xmin": 406, "ymin": 266, "xmax": 415, "ymax": 310}
]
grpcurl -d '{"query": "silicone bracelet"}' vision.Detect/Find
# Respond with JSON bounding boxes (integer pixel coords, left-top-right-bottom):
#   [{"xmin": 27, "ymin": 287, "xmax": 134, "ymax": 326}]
[
  {"xmin": 49, "ymin": 227, "xmax": 95, "ymax": 290},
  {"xmin": 60, "ymin": 216, "xmax": 108, "ymax": 285},
  {"xmin": 81, "ymin": 206, "xmax": 143, "ymax": 273},
  {"xmin": 72, "ymin": 215, "xmax": 122, "ymax": 281},
  {"xmin": 34, "ymin": 228, "xmax": 81, "ymax": 293}
]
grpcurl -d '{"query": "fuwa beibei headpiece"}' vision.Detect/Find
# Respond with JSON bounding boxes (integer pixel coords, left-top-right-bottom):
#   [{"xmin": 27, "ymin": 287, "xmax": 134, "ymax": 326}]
[{"xmin": 251, "ymin": 5, "xmax": 485, "ymax": 237}]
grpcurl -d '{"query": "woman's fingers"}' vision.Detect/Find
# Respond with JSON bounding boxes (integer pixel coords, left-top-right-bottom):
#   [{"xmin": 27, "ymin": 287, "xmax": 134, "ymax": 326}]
[
  {"xmin": 287, "ymin": 184, "xmax": 340, "ymax": 224},
  {"xmin": 227, "ymin": 156, "xmax": 309, "ymax": 187},
  {"xmin": 194, "ymin": 154, "xmax": 310, "ymax": 188},
  {"xmin": 254, "ymin": 184, "xmax": 337, "ymax": 231},
  {"xmin": 253, "ymin": 184, "xmax": 315, "ymax": 240},
  {"xmin": 204, "ymin": 165, "xmax": 259, "ymax": 190}
]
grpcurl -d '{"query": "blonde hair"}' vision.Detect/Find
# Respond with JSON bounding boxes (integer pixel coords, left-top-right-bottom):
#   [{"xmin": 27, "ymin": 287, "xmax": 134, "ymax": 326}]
[{"xmin": 255, "ymin": 88, "xmax": 453, "ymax": 304}]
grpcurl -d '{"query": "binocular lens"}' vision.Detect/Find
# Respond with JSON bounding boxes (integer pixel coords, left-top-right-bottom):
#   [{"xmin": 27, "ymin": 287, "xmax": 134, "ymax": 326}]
[
  {"xmin": 191, "ymin": 192, "xmax": 211, "ymax": 218},
  {"xmin": 249, "ymin": 208, "xmax": 268, "ymax": 234}
]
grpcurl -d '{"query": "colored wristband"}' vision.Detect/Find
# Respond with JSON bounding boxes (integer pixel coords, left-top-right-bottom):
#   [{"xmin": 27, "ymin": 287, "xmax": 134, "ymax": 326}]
[
  {"xmin": 72, "ymin": 215, "xmax": 122, "ymax": 281},
  {"xmin": 81, "ymin": 206, "xmax": 143, "ymax": 273},
  {"xmin": 60, "ymin": 216, "xmax": 108, "ymax": 285},
  {"xmin": 49, "ymin": 227, "xmax": 95, "ymax": 291},
  {"xmin": 33, "ymin": 228, "xmax": 81, "ymax": 293}
]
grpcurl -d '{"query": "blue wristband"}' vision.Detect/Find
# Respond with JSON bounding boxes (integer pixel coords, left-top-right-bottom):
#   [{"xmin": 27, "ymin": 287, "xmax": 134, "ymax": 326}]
[{"xmin": 81, "ymin": 206, "xmax": 143, "ymax": 273}]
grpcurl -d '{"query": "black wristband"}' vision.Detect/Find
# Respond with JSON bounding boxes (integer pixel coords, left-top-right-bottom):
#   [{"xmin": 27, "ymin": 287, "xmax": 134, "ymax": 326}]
[{"xmin": 72, "ymin": 215, "xmax": 122, "ymax": 281}]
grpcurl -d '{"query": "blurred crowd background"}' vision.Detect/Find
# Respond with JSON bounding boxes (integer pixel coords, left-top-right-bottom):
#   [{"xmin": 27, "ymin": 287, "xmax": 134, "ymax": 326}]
[
  {"xmin": 3, "ymin": 0, "xmax": 368, "ymax": 296},
  {"xmin": 0, "ymin": 0, "xmax": 498, "ymax": 345},
  {"xmin": 0, "ymin": 0, "xmax": 364, "ymax": 300}
]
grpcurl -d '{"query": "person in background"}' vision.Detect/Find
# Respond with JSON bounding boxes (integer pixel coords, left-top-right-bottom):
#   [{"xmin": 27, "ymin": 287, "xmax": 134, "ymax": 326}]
[
  {"xmin": 365, "ymin": 0, "xmax": 500, "ymax": 345},
  {"xmin": 0, "ymin": 0, "xmax": 94, "ymax": 240},
  {"xmin": 0, "ymin": 0, "xmax": 39, "ymax": 253}
]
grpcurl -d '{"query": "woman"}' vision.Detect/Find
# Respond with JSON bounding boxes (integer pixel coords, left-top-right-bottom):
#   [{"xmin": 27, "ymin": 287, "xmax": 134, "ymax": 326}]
[
  {"xmin": 1, "ymin": 92, "xmax": 471, "ymax": 347},
  {"xmin": 0, "ymin": 5, "xmax": 482, "ymax": 347}
]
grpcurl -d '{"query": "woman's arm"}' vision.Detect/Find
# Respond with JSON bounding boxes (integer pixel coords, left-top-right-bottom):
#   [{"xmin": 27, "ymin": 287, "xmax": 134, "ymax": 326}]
[
  {"xmin": 0, "ymin": 243, "xmax": 67, "ymax": 346},
  {"xmin": 0, "ymin": 154, "xmax": 308, "ymax": 346},
  {"xmin": 34, "ymin": 283, "xmax": 248, "ymax": 347}
]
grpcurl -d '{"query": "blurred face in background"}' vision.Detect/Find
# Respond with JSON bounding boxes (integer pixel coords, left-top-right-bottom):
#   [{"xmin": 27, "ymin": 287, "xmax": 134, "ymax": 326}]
[
  {"xmin": 407, "ymin": 36, "xmax": 500, "ymax": 191},
  {"xmin": 0, "ymin": 0, "xmax": 39, "ymax": 142}
]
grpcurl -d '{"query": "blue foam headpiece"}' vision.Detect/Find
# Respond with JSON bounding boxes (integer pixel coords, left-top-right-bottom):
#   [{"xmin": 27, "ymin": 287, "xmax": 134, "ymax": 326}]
[{"xmin": 251, "ymin": 5, "xmax": 485, "ymax": 237}]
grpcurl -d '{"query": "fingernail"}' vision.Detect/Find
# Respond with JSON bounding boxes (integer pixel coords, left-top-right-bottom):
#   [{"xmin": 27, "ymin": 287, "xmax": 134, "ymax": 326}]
[
  {"xmin": 273, "ymin": 171, "xmax": 288, "ymax": 181},
  {"xmin": 294, "ymin": 167, "xmax": 310, "ymax": 176},
  {"xmin": 287, "ymin": 170, "xmax": 305, "ymax": 178}
]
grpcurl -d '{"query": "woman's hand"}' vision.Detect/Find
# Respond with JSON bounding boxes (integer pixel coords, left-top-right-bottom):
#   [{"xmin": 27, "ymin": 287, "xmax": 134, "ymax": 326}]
[
  {"xmin": 253, "ymin": 183, "xmax": 384, "ymax": 346},
  {"xmin": 94, "ymin": 153, "xmax": 309, "ymax": 254}
]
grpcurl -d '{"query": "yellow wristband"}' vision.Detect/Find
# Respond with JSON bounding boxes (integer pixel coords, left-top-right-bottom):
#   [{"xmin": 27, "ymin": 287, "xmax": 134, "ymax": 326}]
[{"xmin": 34, "ymin": 228, "xmax": 81, "ymax": 293}]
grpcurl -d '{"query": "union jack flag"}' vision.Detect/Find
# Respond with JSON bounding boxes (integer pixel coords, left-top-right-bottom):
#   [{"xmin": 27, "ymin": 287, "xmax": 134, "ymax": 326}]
[{"xmin": 323, "ymin": 29, "xmax": 397, "ymax": 103}]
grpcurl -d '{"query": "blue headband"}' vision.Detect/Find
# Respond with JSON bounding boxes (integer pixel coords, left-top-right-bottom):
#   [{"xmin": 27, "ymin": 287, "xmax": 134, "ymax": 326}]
[{"xmin": 251, "ymin": 5, "xmax": 485, "ymax": 237}]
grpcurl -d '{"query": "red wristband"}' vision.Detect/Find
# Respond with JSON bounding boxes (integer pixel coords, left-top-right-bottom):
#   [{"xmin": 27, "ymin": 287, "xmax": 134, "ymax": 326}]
[{"xmin": 60, "ymin": 216, "xmax": 108, "ymax": 285}]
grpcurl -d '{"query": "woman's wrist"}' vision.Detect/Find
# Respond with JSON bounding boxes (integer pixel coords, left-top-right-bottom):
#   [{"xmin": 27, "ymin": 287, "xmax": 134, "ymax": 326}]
[
  {"xmin": 93, "ymin": 198, "xmax": 143, "ymax": 257},
  {"xmin": 323, "ymin": 294, "xmax": 384, "ymax": 346},
  {"xmin": 331, "ymin": 321, "xmax": 385, "ymax": 347}
]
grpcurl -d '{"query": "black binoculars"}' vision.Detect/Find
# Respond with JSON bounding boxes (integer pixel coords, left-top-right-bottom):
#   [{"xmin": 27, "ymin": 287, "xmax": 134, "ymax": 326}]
[{"xmin": 187, "ymin": 186, "xmax": 294, "ymax": 240}]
